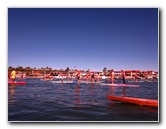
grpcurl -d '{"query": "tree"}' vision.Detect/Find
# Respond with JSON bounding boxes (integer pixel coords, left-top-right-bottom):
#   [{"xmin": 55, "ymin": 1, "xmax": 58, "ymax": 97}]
[
  {"xmin": 16, "ymin": 66, "xmax": 24, "ymax": 72},
  {"xmin": 86, "ymin": 69, "xmax": 90, "ymax": 73},
  {"xmin": 65, "ymin": 67, "xmax": 70, "ymax": 72},
  {"xmin": 103, "ymin": 67, "xmax": 107, "ymax": 75},
  {"xmin": 25, "ymin": 66, "xmax": 31, "ymax": 70},
  {"xmin": 8, "ymin": 66, "xmax": 13, "ymax": 71}
]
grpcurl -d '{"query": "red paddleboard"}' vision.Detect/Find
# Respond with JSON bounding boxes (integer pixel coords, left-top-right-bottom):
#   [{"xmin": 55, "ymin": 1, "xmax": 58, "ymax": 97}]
[
  {"xmin": 8, "ymin": 81, "xmax": 27, "ymax": 85},
  {"xmin": 107, "ymin": 95, "xmax": 158, "ymax": 107}
]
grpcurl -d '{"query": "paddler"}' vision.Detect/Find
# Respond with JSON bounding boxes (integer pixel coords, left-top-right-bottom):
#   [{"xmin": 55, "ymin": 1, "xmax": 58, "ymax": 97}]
[
  {"xmin": 121, "ymin": 69, "xmax": 126, "ymax": 84},
  {"xmin": 110, "ymin": 69, "xmax": 114, "ymax": 84},
  {"xmin": 8, "ymin": 71, "xmax": 11, "ymax": 81},
  {"xmin": 67, "ymin": 72, "xmax": 70, "ymax": 81},
  {"xmin": 60, "ymin": 72, "xmax": 63, "ymax": 82},
  {"xmin": 91, "ymin": 71, "xmax": 95, "ymax": 83},
  {"xmin": 76, "ymin": 70, "xmax": 80, "ymax": 84},
  {"xmin": 96, "ymin": 72, "xmax": 100, "ymax": 82},
  {"xmin": 10, "ymin": 68, "xmax": 16, "ymax": 82},
  {"xmin": 86, "ymin": 73, "xmax": 89, "ymax": 81}
]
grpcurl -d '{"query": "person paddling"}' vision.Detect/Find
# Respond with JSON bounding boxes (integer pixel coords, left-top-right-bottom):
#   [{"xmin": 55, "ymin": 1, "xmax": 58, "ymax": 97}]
[
  {"xmin": 110, "ymin": 69, "xmax": 114, "ymax": 84},
  {"xmin": 60, "ymin": 72, "xmax": 63, "ymax": 82},
  {"xmin": 86, "ymin": 73, "xmax": 89, "ymax": 81},
  {"xmin": 91, "ymin": 72, "xmax": 95, "ymax": 83},
  {"xmin": 96, "ymin": 72, "xmax": 100, "ymax": 82},
  {"xmin": 10, "ymin": 68, "xmax": 16, "ymax": 82},
  {"xmin": 67, "ymin": 72, "xmax": 70, "ymax": 82},
  {"xmin": 8, "ymin": 72, "xmax": 11, "ymax": 81},
  {"xmin": 76, "ymin": 70, "xmax": 80, "ymax": 84},
  {"xmin": 121, "ymin": 69, "xmax": 126, "ymax": 84}
]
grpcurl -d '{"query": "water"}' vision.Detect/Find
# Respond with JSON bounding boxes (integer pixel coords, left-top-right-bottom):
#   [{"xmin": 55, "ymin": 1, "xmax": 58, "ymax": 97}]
[{"xmin": 8, "ymin": 78, "xmax": 159, "ymax": 122}]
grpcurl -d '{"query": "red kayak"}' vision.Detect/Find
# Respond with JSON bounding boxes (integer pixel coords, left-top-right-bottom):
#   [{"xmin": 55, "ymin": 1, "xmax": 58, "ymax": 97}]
[
  {"xmin": 8, "ymin": 81, "xmax": 27, "ymax": 85},
  {"xmin": 107, "ymin": 95, "xmax": 158, "ymax": 107}
]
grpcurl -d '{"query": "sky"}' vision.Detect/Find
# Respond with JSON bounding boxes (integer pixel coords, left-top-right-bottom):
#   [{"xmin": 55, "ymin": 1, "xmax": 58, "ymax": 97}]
[{"xmin": 8, "ymin": 8, "xmax": 158, "ymax": 72}]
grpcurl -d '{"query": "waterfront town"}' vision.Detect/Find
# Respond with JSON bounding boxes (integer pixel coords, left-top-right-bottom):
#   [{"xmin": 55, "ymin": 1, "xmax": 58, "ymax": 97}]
[{"xmin": 8, "ymin": 66, "xmax": 158, "ymax": 81}]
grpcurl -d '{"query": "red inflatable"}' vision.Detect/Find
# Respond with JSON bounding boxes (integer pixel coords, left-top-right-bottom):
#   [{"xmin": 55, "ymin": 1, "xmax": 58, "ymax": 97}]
[
  {"xmin": 8, "ymin": 82, "xmax": 27, "ymax": 85},
  {"xmin": 107, "ymin": 95, "xmax": 158, "ymax": 107}
]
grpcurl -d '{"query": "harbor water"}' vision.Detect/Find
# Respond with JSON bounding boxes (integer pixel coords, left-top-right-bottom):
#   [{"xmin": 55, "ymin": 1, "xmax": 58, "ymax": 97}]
[{"xmin": 8, "ymin": 78, "xmax": 159, "ymax": 122}]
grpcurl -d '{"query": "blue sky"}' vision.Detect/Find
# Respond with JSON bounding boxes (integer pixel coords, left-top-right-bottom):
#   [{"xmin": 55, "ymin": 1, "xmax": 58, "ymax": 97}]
[{"xmin": 8, "ymin": 8, "xmax": 158, "ymax": 71}]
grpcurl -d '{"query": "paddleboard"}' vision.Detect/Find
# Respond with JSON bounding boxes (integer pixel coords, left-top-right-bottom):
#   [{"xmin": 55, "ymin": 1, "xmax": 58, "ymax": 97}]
[
  {"xmin": 127, "ymin": 80, "xmax": 144, "ymax": 83},
  {"xmin": 80, "ymin": 81, "xmax": 103, "ymax": 84},
  {"xmin": 101, "ymin": 83, "xmax": 140, "ymax": 87},
  {"xmin": 40, "ymin": 79, "xmax": 54, "ymax": 81},
  {"xmin": 50, "ymin": 80, "xmax": 75, "ymax": 84},
  {"xmin": 107, "ymin": 95, "xmax": 158, "ymax": 107},
  {"xmin": 8, "ymin": 81, "xmax": 27, "ymax": 85}
]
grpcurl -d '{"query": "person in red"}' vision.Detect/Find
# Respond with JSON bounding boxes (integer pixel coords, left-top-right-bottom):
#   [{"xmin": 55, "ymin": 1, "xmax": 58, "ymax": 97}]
[
  {"xmin": 60, "ymin": 72, "xmax": 63, "ymax": 82},
  {"xmin": 86, "ymin": 73, "xmax": 89, "ymax": 81},
  {"xmin": 20, "ymin": 72, "xmax": 23, "ymax": 79},
  {"xmin": 8, "ymin": 72, "xmax": 11, "ymax": 81},
  {"xmin": 96, "ymin": 72, "xmax": 100, "ymax": 82}
]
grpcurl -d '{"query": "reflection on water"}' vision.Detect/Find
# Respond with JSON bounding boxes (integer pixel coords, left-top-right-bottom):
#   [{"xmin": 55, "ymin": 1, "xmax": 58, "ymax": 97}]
[
  {"xmin": 74, "ymin": 85, "xmax": 80, "ymax": 108},
  {"xmin": 8, "ymin": 85, "xmax": 16, "ymax": 103},
  {"xmin": 123, "ymin": 87, "xmax": 127, "ymax": 96},
  {"xmin": 8, "ymin": 78, "xmax": 158, "ymax": 121}
]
